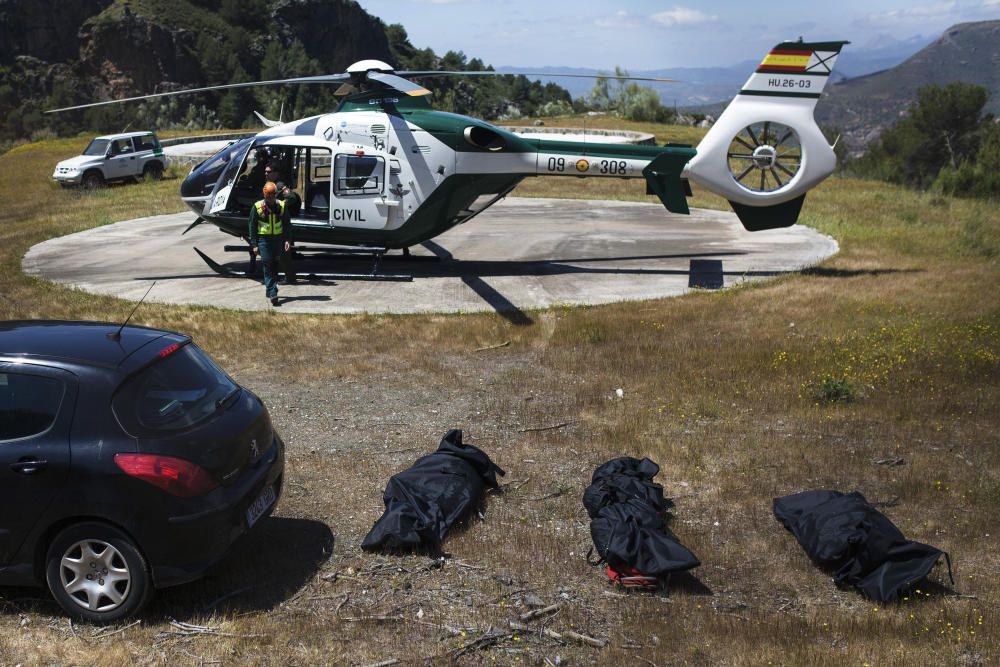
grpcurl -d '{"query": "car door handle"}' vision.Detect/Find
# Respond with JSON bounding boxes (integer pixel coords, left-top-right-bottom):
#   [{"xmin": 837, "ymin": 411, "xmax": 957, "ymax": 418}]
[{"xmin": 10, "ymin": 458, "xmax": 48, "ymax": 475}]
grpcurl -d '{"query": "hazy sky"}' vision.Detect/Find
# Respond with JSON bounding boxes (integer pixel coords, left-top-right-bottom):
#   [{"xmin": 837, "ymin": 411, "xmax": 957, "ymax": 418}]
[{"xmin": 354, "ymin": 0, "xmax": 1000, "ymax": 69}]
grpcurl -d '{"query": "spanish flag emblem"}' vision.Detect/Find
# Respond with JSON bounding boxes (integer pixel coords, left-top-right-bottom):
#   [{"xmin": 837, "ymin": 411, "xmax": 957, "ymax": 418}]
[{"xmin": 758, "ymin": 50, "xmax": 811, "ymax": 73}]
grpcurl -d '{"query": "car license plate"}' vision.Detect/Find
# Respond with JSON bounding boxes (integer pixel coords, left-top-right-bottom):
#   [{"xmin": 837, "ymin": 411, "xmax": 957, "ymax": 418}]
[{"xmin": 246, "ymin": 484, "xmax": 276, "ymax": 528}]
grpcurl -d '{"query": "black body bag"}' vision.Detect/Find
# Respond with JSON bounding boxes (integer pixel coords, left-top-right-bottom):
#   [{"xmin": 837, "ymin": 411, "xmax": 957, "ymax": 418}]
[
  {"xmin": 773, "ymin": 489, "xmax": 953, "ymax": 602},
  {"xmin": 584, "ymin": 457, "xmax": 700, "ymax": 582},
  {"xmin": 361, "ymin": 429, "xmax": 504, "ymax": 554}
]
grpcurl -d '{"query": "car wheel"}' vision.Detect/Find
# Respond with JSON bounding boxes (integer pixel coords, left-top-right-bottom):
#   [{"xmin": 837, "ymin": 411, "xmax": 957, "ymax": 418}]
[
  {"xmin": 81, "ymin": 171, "xmax": 104, "ymax": 189},
  {"xmin": 143, "ymin": 162, "xmax": 164, "ymax": 181},
  {"xmin": 45, "ymin": 522, "xmax": 153, "ymax": 623}
]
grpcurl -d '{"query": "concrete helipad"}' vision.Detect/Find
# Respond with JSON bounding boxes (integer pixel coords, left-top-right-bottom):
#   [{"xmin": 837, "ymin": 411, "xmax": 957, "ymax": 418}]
[{"xmin": 23, "ymin": 197, "xmax": 837, "ymax": 315}]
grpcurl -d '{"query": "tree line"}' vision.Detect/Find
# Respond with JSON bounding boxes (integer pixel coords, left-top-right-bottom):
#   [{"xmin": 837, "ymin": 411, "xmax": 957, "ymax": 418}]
[{"xmin": 847, "ymin": 82, "xmax": 999, "ymax": 200}]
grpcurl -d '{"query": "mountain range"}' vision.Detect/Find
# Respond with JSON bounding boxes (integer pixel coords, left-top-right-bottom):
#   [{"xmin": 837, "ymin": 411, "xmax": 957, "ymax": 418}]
[
  {"xmin": 501, "ymin": 21, "xmax": 1000, "ymax": 149},
  {"xmin": 817, "ymin": 20, "xmax": 1000, "ymax": 148},
  {"xmin": 497, "ymin": 34, "xmax": 936, "ymax": 108}
]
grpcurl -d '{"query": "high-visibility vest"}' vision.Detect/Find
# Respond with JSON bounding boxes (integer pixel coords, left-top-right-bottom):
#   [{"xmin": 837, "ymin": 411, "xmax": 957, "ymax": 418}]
[{"xmin": 255, "ymin": 199, "xmax": 285, "ymax": 236}]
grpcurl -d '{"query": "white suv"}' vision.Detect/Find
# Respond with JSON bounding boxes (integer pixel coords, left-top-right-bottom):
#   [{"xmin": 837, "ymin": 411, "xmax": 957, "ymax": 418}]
[{"xmin": 52, "ymin": 132, "xmax": 167, "ymax": 188}]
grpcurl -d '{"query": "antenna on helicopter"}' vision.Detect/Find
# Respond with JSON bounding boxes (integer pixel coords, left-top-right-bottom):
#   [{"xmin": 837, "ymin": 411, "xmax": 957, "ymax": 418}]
[{"xmin": 107, "ymin": 280, "xmax": 156, "ymax": 341}]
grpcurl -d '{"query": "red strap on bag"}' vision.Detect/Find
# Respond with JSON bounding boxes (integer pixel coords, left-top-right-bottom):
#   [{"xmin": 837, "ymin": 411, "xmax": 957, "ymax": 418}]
[{"xmin": 605, "ymin": 564, "xmax": 661, "ymax": 589}]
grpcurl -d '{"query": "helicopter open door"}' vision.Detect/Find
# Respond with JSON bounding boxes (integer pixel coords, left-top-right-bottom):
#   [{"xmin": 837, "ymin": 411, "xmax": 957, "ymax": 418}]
[
  {"xmin": 196, "ymin": 138, "xmax": 252, "ymax": 215},
  {"xmin": 329, "ymin": 152, "xmax": 392, "ymax": 230}
]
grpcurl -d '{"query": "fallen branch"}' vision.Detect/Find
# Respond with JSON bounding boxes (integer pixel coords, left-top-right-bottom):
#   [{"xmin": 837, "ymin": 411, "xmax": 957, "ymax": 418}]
[
  {"xmin": 873, "ymin": 457, "xmax": 905, "ymax": 466},
  {"xmin": 507, "ymin": 621, "xmax": 606, "ymax": 648},
  {"xmin": 503, "ymin": 478, "xmax": 532, "ymax": 492},
  {"xmin": 360, "ymin": 660, "xmax": 400, "ymax": 667},
  {"xmin": 519, "ymin": 604, "xmax": 561, "ymax": 622},
  {"xmin": 340, "ymin": 615, "xmax": 404, "ymax": 623},
  {"xmin": 90, "ymin": 619, "xmax": 141, "ymax": 640},
  {"xmin": 475, "ymin": 340, "xmax": 511, "ymax": 352},
  {"xmin": 161, "ymin": 619, "xmax": 265, "ymax": 640},
  {"xmin": 454, "ymin": 628, "xmax": 511, "ymax": 657},
  {"xmin": 509, "ymin": 620, "xmax": 562, "ymax": 641},
  {"xmin": 453, "ymin": 560, "xmax": 487, "ymax": 570},
  {"xmin": 529, "ymin": 488, "xmax": 567, "ymax": 502},
  {"xmin": 518, "ymin": 420, "xmax": 578, "ymax": 433},
  {"xmin": 385, "ymin": 447, "xmax": 417, "ymax": 455},
  {"xmin": 563, "ymin": 630, "xmax": 608, "ymax": 648}
]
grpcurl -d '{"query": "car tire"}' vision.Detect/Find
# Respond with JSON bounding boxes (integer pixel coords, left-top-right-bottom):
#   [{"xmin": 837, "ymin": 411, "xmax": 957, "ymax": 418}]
[
  {"xmin": 143, "ymin": 162, "xmax": 164, "ymax": 181},
  {"xmin": 45, "ymin": 522, "xmax": 153, "ymax": 623},
  {"xmin": 81, "ymin": 171, "xmax": 104, "ymax": 189}
]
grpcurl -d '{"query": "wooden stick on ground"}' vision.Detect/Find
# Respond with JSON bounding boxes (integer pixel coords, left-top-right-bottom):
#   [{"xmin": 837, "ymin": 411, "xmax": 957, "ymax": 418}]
[
  {"xmin": 518, "ymin": 420, "xmax": 578, "ymax": 433},
  {"xmin": 360, "ymin": 659, "xmax": 400, "ymax": 667},
  {"xmin": 475, "ymin": 340, "xmax": 511, "ymax": 351},
  {"xmin": 519, "ymin": 603, "xmax": 561, "ymax": 622}
]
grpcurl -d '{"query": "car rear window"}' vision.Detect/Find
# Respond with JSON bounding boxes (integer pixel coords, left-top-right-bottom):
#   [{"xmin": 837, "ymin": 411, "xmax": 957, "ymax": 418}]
[
  {"xmin": 113, "ymin": 344, "xmax": 239, "ymax": 435},
  {"xmin": 0, "ymin": 372, "xmax": 64, "ymax": 440}
]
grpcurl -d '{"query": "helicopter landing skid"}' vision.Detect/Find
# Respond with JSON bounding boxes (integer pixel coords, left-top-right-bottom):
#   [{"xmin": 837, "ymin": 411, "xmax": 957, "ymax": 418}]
[
  {"xmin": 222, "ymin": 244, "xmax": 440, "ymax": 262},
  {"xmin": 195, "ymin": 247, "xmax": 413, "ymax": 282}
]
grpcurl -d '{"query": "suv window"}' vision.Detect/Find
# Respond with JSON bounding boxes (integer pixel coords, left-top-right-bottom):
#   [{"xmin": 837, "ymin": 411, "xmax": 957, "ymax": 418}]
[
  {"xmin": 134, "ymin": 134, "xmax": 158, "ymax": 152},
  {"xmin": 112, "ymin": 344, "xmax": 239, "ymax": 435},
  {"xmin": 0, "ymin": 372, "xmax": 64, "ymax": 441},
  {"xmin": 112, "ymin": 138, "xmax": 133, "ymax": 155}
]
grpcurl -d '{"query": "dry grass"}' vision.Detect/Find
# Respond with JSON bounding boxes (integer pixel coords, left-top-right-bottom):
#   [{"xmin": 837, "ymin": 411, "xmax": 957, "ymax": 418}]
[{"xmin": 0, "ymin": 126, "xmax": 998, "ymax": 666}]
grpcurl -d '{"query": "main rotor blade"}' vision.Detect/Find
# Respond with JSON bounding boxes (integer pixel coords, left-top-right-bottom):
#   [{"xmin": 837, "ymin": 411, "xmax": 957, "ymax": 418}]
[
  {"xmin": 398, "ymin": 70, "xmax": 679, "ymax": 83},
  {"xmin": 45, "ymin": 73, "xmax": 351, "ymax": 114},
  {"xmin": 366, "ymin": 71, "xmax": 431, "ymax": 96}
]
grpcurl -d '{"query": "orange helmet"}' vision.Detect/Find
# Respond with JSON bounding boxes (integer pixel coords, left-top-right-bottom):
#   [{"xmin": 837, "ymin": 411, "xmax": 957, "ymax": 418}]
[{"xmin": 262, "ymin": 182, "xmax": 277, "ymax": 196}]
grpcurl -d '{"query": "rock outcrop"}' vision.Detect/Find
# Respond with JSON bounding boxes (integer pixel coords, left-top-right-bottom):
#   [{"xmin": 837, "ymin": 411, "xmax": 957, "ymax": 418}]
[{"xmin": 0, "ymin": 0, "xmax": 111, "ymax": 66}]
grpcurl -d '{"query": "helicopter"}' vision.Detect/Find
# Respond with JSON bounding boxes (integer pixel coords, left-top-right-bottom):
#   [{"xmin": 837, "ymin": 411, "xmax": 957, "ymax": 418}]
[{"xmin": 48, "ymin": 39, "xmax": 848, "ymax": 281}]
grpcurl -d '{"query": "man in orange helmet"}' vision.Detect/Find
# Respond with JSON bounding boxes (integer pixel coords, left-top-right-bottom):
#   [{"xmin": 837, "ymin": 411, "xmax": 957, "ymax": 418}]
[{"xmin": 248, "ymin": 181, "xmax": 291, "ymax": 306}]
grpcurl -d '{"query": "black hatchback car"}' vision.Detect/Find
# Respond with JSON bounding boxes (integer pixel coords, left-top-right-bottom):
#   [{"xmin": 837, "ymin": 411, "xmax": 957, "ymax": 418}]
[{"xmin": 0, "ymin": 321, "xmax": 284, "ymax": 622}]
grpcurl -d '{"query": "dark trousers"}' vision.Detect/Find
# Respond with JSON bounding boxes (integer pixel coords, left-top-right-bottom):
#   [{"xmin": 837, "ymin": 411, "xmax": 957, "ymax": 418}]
[{"xmin": 257, "ymin": 237, "xmax": 284, "ymax": 298}]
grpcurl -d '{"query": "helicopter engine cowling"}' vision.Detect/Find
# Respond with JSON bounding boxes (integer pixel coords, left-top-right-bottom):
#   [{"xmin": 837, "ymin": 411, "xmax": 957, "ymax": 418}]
[{"xmin": 684, "ymin": 40, "xmax": 848, "ymax": 231}]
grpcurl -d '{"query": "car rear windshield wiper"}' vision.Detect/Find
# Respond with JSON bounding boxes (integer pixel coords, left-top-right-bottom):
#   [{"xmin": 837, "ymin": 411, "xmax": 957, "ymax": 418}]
[{"xmin": 216, "ymin": 387, "xmax": 240, "ymax": 410}]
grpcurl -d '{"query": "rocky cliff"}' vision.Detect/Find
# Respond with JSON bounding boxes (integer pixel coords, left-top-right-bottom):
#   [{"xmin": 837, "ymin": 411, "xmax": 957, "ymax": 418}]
[
  {"xmin": 275, "ymin": 0, "xmax": 394, "ymax": 73},
  {"xmin": 0, "ymin": 0, "xmax": 403, "ymax": 140},
  {"xmin": 0, "ymin": 0, "xmax": 111, "ymax": 66}
]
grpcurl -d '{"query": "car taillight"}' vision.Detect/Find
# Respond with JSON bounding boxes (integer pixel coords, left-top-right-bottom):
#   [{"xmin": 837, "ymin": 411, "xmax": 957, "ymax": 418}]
[
  {"xmin": 158, "ymin": 343, "xmax": 181, "ymax": 358},
  {"xmin": 114, "ymin": 453, "xmax": 219, "ymax": 498}
]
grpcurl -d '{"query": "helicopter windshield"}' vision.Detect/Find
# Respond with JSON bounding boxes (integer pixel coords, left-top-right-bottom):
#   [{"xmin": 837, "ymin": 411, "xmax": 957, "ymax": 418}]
[
  {"xmin": 180, "ymin": 137, "xmax": 254, "ymax": 199},
  {"xmin": 83, "ymin": 139, "xmax": 111, "ymax": 156}
]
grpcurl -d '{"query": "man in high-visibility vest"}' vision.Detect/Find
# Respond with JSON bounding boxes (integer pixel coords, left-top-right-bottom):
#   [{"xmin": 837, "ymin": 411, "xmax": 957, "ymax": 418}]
[{"xmin": 248, "ymin": 181, "xmax": 291, "ymax": 306}]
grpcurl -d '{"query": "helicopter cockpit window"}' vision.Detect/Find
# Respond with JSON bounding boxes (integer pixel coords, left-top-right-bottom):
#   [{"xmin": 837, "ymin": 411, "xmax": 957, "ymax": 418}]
[
  {"xmin": 186, "ymin": 137, "xmax": 254, "ymax": 198},
  {"xmin": 334, "ymin": 155, "xmax": 384, "ymax": 196}
]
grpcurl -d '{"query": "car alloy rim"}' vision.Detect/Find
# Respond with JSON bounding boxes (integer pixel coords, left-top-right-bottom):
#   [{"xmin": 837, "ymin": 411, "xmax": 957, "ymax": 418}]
[{"xmin": 59, "ymin": 539, "xmax": 132, "ymax": 612}]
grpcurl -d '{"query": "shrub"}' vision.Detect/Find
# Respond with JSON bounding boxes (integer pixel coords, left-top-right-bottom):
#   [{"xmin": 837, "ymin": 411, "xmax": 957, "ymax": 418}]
[{"xmin": 811, "ymin": 376, "xmax": 856, "ymax": 403}]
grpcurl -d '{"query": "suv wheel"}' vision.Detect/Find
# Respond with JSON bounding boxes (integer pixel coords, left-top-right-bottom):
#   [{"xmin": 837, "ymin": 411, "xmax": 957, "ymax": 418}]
[
  {"xmin": 142, "ymin": 162, "xmax": 164, "ymax": 181},
  {"xmin": 81, "ymin": 170, "xmax": 104, "ymax": 189},
  {"xmin": 45, "ymin": 522, "xmax": 153, "ymax": 623}
]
